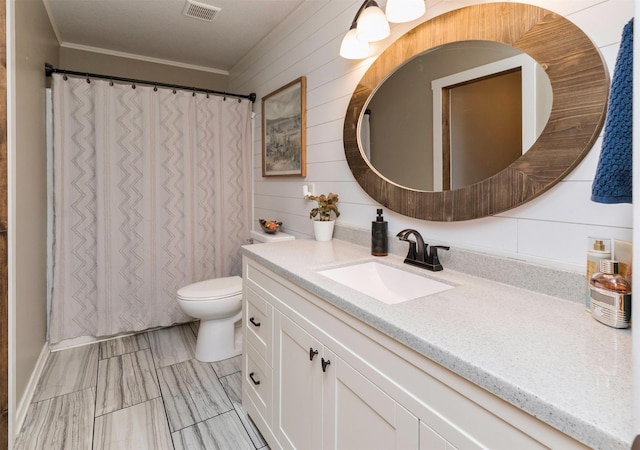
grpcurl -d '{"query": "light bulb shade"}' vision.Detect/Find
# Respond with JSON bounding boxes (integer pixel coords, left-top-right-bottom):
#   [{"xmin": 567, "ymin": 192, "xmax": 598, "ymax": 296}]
[
  {"xmin": 356, "ymin": 4, "xmax": 390, "ymax": 42},
  {"xmin": 340, "ymin": 28, "xmax": 370, "ymax": 59},
  {"xmin": 385, "ymin": 0, "xmax": 425, "ymax": 23}
]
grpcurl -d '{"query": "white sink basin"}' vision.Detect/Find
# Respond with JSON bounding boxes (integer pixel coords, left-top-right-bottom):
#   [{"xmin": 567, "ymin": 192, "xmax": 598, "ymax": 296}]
[{"xmin": 317, "ymin": 261, "xmax": 453, "ymax": 304}]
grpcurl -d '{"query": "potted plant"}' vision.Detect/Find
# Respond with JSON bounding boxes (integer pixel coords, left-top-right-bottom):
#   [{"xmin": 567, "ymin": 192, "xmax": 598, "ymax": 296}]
[{"xmin": 308, "ymin": 192, "xmax": 340, "ymax": 241}]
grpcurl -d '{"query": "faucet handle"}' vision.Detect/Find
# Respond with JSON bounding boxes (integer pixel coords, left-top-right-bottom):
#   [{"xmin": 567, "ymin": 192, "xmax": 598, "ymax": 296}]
[{"xmin": 427, "ymin": 245, "xmax": 450, "ymax": 271}]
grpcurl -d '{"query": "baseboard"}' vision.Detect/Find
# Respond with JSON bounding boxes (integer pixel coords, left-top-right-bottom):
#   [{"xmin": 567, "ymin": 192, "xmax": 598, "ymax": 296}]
[
  {"xmin": 14, "ymin": 342, "xmax": 50, "ymax": 439},
  {"xmin": 49, "ymin": 333, "xmax": 112, "ymax": 352},
  {"xmin": 48, "ymin": 322, "xmax": 194, "ymax": 352}
]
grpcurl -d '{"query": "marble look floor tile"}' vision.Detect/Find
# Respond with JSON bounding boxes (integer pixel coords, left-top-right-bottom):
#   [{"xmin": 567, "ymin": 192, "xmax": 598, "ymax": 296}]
[
  {"xmin": 220, "ymin": 371, "xmax": 242, "ymax": 404},
  {"xmin": 235, "ymin": 404, "xmax": 268, "ymax": 449},
  {"xmin": 172, "ymin": 410, "xmax": 255, "ymax": 450},
  {"xmin": 95, "ymin": 348, "xmax": 160, "ymax": 416},
  {"xmin": 211, "ymin": 354, "xmax": 241, "ymax": 377},
  {"xmin": 157, "ymin": 359, "xmax": 232, "ymax": 432},
  {"xmin": 93, "ymin": 397, "xmax": 172, "ymax": 450},
  {"xmin": 99, "ymin": 333, "xmax": 149, "ymax": 359},
  {"xmin": 14, "ymin": 388, "xmax": 95, "ymax": 450},
  {"xmin": 147, "ymin": 323, "xmax": 197, "ymax": 368},
  {"xmin": 33, "ymin": 344, "xmax": 99, "ymax": 402},
  {"xmin": 225, "ymin": 380, "xmax": 267, "ymax": 448},
  {"xmin": 189, "ymin": 320, "xmax": 199, "ymax": 336},
  {"xmin": 241, "ymin": 410, "xmax": 269, "ymax": 449},
  {"xmin": 220, "ymin": 371, "xmax": 267, "ymax": 448}
]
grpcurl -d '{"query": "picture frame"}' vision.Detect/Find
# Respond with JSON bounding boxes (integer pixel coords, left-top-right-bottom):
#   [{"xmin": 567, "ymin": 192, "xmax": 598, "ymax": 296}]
[{"xmin": 262, "ymin": 76, "xmax": 306, "ymax": 177}]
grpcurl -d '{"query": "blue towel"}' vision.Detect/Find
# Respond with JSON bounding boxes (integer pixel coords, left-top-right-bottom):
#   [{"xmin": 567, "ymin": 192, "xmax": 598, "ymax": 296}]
[{"xmin": 592, "ymin": 18, "xmax": 633, "ymax": 204}]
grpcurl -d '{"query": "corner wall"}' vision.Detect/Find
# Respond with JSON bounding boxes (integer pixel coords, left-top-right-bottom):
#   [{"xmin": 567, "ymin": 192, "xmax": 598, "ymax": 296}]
[
  {"xmin": 229, "ymin": 0, "xmax": 634, "ymax": 273},
  {"xmin": 12, "ymin": 0, "xmax": 59, "ymax": 432}
]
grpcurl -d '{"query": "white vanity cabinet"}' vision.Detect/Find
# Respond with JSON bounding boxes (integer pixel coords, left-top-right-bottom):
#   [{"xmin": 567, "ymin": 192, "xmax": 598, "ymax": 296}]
[
  {"xmin": 242, "ymin": 257, "xmax": 587, "ymax": 450},
  {"xmin": 274, "ymin": 313, "xmax": 418, "ymax": 450},
  {"xmin": 274, "ymin": 313, "xmax": 323, "ymax": 449}
]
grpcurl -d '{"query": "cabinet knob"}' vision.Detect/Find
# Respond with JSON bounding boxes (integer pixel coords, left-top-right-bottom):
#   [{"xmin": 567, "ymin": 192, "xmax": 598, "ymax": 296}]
[
  {"xmin": 321, "ymin": 358, "xmax": 331, "ymax": 372},
  {"xmin": 249, "ymin": 372, "xmax": 261, "ymax": 385},
  {"xmin": 309, "ymin": 348, "xmax": 318, "ymax": 361},
  {"xmin": 249, "ymin": 317, "xmax": 261, "ymax": 327}
]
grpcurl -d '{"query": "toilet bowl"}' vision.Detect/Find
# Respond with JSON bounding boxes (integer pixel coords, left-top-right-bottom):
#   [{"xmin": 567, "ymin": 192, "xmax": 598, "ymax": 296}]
[
  {"xmin": 177, "ymin": 229, "xmax": 295, "ymax": 362},
  {"xmin": 177, "ymin": 276, "xmax": 243, "ymax": 362}
]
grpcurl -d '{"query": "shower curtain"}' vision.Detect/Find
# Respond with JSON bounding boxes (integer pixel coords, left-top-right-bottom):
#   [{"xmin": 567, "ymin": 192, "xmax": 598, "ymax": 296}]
[{"xmin": 49, "ymin": 74, "xmax": 252, "ymax": 343}]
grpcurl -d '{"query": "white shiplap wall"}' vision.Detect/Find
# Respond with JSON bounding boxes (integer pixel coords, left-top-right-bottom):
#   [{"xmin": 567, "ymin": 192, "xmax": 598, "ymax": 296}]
[{"xmin": 229, "ymin": 0, "xmax": 634, "ymax": 273}]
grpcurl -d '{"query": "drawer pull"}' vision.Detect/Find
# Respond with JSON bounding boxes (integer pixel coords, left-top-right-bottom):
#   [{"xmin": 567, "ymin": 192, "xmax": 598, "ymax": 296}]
[
  {"xmin": 249, "ymin": 317, "xmax": 261, "ymax": 327},
  {"xmin": 321, "ymin": 358, "xmax": 331, "ymax": 372},
  {"xmin": 249, "ymin": 372, "xmax": 261, "ymax": 385},
  {"xmin": 309, "ymin": 348, "xmax": 318, "ymax": 361}
]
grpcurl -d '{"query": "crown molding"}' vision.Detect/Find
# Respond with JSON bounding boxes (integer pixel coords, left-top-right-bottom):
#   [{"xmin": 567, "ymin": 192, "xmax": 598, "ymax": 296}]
[{"xmin": 59, "ymin": 42, "xmax": 230, "ymax": 76}]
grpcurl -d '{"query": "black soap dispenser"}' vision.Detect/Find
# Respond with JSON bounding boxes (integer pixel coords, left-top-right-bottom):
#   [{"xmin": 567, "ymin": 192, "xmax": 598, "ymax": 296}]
[{"xmin": 372, "ymin": 209, "xmax": 388, "ymax": 256}]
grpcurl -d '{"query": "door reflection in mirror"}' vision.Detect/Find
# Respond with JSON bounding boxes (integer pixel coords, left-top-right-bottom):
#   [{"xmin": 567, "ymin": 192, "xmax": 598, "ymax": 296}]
[
  {"xmin": 444, "ymin": 68, "xmax": 522, "ymax": 190},
  {"xmin": 360, "ymin": 41, "xmax": 552, "ymax": 191}
]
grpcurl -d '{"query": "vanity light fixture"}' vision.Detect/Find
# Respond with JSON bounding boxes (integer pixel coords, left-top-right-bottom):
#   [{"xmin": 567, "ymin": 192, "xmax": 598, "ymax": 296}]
[
  {"xmin": 386, "ymin": 0, "xmax": 426, "ymax": 24},
  {"xmin": 340, "ymin": 27, "xmax": 370, "ymax": 59},
  {"xmin": 340, "ymin": 0, "xmax": 426, "ymax": 60},
  {"xmin": 355, "ymin": 1, "xmax": 390, "ymax": 42}
]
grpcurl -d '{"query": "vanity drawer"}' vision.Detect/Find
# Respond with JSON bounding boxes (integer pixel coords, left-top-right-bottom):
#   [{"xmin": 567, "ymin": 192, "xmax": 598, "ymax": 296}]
[
  {"xmin": 244, "ymin": 342, "xmax": 272, "ymax": 426},
  {"xmin": 245, "ymin": 285, "xmax": 273, "ymax": 364}
]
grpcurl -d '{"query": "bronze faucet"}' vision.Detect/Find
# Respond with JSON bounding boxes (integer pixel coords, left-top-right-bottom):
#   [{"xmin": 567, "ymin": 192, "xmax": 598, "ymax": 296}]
[{"xmin": 396, "ymin": 229, "xmax": 449, "ymax": 271}]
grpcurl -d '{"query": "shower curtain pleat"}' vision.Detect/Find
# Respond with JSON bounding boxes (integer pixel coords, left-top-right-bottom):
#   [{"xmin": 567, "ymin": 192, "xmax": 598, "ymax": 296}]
[{"xmin": 50, "ymin": 74, "xmax": 251, "ymax": 343}]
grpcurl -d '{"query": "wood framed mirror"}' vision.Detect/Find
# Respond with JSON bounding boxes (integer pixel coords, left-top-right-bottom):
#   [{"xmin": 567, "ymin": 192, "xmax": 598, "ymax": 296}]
[{"xmin": 343, "ymin": 2, "xmax": 609, "ymax": 221}]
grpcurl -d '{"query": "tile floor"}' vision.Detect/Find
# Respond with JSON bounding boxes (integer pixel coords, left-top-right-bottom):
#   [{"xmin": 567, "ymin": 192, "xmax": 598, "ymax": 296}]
[{"xmin": 15, "ymin": 323, "xmax": 269, "ymax": 450}]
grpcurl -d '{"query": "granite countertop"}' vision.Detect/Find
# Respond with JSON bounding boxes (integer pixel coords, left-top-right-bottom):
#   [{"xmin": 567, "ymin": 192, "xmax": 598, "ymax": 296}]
[{"xmin": 241, "ymin": 239, "xmax": 632, "ymax": 449}]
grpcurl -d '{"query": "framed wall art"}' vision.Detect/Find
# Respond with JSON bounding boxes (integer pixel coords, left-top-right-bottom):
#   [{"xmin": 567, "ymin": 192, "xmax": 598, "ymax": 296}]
[{"xmin": 262, "ymin": 76, "xmax": 306, "ymax": 177}]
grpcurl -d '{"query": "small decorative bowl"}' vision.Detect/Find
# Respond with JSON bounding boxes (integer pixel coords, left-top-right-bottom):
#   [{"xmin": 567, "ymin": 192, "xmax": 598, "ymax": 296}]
[{"xmin": 259, "ymin": 219, "xmax": 282, "ymax": 234}]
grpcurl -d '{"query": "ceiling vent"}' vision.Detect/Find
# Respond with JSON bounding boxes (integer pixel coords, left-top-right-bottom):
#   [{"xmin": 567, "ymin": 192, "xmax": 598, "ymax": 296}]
[{"xmin": 182, "ymin": 0, "xmax": 221, "ymax": 22}]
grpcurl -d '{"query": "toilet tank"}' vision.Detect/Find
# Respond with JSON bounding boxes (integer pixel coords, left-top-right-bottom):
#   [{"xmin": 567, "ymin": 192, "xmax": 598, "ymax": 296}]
[{"xmin": 250, "ymin": 229, "xmax": 295, "ymax": 243}]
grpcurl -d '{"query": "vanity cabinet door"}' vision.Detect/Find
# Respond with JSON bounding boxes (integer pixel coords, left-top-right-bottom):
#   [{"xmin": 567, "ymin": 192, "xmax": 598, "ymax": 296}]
[
  {"xmin": 420, "ymin": 422, "xmax": 457, "ymax": 450},
  {"xmin": 323, "ymin": 349, "xmax": 419, "ymax": 450},
  {"xmin": 274, "ymin": 313, "xmax": 323, "ymax": 450}
]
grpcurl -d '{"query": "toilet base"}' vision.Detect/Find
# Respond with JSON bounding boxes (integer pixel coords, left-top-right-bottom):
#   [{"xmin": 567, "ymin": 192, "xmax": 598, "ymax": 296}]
[{"xmin": 194, "ymin": 312, "xmax": 242, "ymax": 362}]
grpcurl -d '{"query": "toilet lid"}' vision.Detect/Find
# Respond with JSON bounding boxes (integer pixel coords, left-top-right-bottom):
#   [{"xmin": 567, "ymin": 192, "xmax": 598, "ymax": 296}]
[{"xmin": 177, "ymin": 276, "xmax": 242, "ymax": 301}]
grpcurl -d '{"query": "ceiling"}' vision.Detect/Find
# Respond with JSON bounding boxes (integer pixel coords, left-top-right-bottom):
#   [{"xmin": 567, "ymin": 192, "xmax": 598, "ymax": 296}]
[{"xmin": 43, "ymin": 0, "xmax": 308, "ymax": 73}]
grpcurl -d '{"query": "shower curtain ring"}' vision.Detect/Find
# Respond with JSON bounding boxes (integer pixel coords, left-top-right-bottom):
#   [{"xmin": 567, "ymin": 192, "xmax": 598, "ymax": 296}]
[
  {"xmin": 109, "ymin": 77, "xmax": 114, "ymax": 87},
  {"xmin": 85, "ymin": 74, "xmax": 90, "ymax": 84},
  {"xmin": 154, "ymin": 84, "xmax": 157, "ymax": 92}
]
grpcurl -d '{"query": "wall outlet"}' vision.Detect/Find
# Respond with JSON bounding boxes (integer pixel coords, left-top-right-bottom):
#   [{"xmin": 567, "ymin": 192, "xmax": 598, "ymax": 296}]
[{"xmin": 302, "ymin": 184, "xmax": 315, "ymax": 198}]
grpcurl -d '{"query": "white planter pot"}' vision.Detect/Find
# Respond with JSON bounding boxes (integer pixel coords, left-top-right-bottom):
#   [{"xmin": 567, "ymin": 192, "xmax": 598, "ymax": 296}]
[{"xmin": 313, "ymin": 220, "xmax": 335, "ymax": 242}]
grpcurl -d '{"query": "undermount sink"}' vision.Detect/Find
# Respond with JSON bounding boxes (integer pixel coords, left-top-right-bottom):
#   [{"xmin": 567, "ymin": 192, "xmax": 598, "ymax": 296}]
[{"xmin": 317, "ymin": 261, "xmax": 453, "ymax": 304}]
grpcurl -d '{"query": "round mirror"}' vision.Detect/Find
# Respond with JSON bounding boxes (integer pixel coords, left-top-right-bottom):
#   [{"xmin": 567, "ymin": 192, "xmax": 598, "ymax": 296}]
[
  {"xmin": 344, "ymin": 3, "xmax": 609, "ymax": 221},
  {"xmin": 361, "ymin": 41, "xmax": 553, "ymax": 191}
]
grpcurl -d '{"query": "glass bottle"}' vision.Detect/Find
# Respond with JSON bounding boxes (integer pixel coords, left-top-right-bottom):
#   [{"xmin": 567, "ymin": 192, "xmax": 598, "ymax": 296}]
[
  {"xmin": 586, "ymin": 238, "xmax": 611, "ymax": 311},
  {"xmin": 590, "ymin": 260, "xmax": 631, "ymax": 328}
]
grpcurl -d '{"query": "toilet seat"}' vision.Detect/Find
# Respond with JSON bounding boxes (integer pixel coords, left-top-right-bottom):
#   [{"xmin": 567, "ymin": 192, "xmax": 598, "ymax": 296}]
[{"xmin": 177, "ymin": 276, "xmax": 242, "ymax": 301}]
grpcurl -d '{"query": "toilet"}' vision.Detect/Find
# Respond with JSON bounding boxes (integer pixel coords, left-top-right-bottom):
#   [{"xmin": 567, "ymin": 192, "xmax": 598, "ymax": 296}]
[
  {"xmin": 177, "ymin": 276, "xmax": 243, "ymax": 362},
  {"xmin": 177, "ymin": 229, "xmax": 294, "ymax": 362}
]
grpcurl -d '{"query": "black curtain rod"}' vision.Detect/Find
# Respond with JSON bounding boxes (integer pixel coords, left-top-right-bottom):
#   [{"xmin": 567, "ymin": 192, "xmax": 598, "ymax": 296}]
[{"xmin": 44, "ymin": 63, "xmax": 256, "ymax": 103}]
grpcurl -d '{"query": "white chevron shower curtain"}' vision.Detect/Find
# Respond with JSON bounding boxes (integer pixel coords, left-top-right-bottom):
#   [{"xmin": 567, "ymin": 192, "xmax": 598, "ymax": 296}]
[{"xmin": 49, "ymin": 74, "xmax": 252, "ymax": 343}]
